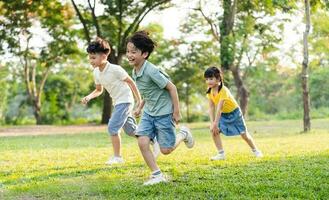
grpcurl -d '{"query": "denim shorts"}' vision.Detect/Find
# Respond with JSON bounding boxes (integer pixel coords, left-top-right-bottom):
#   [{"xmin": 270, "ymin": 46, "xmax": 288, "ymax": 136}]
[
  {"xmin": 136, "ymin": 112, "xmax": 176, "ymax": 148},
  {"xmin": 218, "ymin": 108, "xmax": 247, "ymax": 136},
  {"xmin": 108, "ymin": 103, "xmax": 137, "ymax": 136}
]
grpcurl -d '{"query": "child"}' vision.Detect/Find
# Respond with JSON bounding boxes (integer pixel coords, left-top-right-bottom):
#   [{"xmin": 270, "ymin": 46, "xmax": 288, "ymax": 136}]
[
  {"xmin": 81, "ymin": 37, "xmax": 159, "ymax": 165},
  {"xmin": 204, "ymin": 66, "xmax": 263, "ymax": 160},
  {"xmin": 126, "ymin": 31, "xmax": 195, "ymax": 185}
]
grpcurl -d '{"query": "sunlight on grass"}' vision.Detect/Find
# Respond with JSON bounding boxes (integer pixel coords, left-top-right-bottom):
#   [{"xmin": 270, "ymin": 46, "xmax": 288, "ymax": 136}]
[{"xmin": 0, "ymin": 119, "xmax": 328, "ymax": 199}]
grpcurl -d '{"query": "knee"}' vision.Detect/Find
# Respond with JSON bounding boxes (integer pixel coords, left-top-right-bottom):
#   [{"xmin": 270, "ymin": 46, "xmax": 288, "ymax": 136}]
[
  {"xmin": 211, "ymin": 131, "xmax": 219, "ymax": 137},
  {"xmin": 160, "ymin": 148, "xmax": 172, "ymax": 155},
  {"xmin": 138, "ymin": 137, "xmax": 150, "ymax": 151}
]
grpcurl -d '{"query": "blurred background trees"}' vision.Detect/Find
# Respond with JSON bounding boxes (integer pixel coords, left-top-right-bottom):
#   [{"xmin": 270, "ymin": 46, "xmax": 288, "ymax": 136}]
[{"xmin": 0, "ymin": 0, "xmax": 328, "ymax": 129}]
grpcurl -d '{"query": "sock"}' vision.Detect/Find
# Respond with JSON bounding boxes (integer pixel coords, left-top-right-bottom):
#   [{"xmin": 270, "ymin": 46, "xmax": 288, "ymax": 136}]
[
  {"xmin": 176, "ymin": 132, "xmax": 186, "ymax": 142},
  {"xmin": 178, "ymin": 128, "xmax": 188, "ymax": 139},
  {"xmin": 218, "ymin": 150, "xmax": 225, "ymax": 154},
  {"xmin": 252, "ymin": 149, "xmax": 257, "ymax": 152},
  {"xmin": 152, "ymin": 170, "xmax": 161, "ymax": 176}
]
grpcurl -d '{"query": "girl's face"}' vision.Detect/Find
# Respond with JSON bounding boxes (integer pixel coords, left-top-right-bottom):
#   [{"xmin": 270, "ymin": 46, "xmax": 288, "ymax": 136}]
[
  {"xmin": 126, "ymin": 42, "xmax": 148, "ymax": 68},
  {"xmin": 205, "ymin": 76, "xmax": 221, "ymax": 88}
]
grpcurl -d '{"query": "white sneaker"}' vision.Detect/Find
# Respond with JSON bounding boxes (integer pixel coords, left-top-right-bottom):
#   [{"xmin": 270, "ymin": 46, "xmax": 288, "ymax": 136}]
[
  {"xmin": 180, "ymin": 126, "xmax": 195, "ymax": 148},
  {"xmin": 152, "ymin": 140, "xmax": 160, "ymax": 159},
  {"xmin": 143, "ymin": 173, "xmax": 167, "ymax": 186},
  {"xmin": 211, "ymin": 153, "xmax": 226, "ymax": 161},
  {"xmin": 105, "ymin": 156, "xmax": 124, "ymax": 165},
  {"xmin": 252, "ymin": 150, "xmax": 263, "ymax": 158}
]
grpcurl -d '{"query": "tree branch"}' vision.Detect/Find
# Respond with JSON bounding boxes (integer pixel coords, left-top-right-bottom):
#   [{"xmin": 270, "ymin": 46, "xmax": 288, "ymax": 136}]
[
  {"xmin": 71, "ymin": 0, "xmax": 91, "ymax": 43},
  {"xmin": 195, "ymin": 3, "xmax": 220, "ymax": 42},
  {"xmin": 87, "ymin": 0, "xmax": 102, "ymax": 37},
  {"xmin": 121, "ymin": 0, "xmax": 170, "ymax": 47}
]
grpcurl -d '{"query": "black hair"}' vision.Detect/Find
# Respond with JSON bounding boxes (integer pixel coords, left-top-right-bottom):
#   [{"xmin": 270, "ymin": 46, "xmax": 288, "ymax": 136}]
[
  {"xmin": 204, "ymin": 66, "xmax": 224, "ymax": 94},
  {"xmin": 86, "ymin": 37, "xmax": 110, "ymax": 54},
  {"xmin": 126, "ymin": 30, "xmax": 156, "ymax": 59}
]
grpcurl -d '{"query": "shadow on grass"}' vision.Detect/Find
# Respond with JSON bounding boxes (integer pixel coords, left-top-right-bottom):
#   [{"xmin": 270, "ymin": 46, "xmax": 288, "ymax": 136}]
[{"xmin": 2, "ymin": 153, "xmax": 328, "ymax": 200}]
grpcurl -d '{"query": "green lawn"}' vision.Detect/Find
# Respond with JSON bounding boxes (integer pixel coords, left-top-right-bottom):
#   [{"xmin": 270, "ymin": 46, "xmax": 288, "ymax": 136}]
[{"xmin": 1, "ymin": 119, "xmax": 328, "ymax": 199}]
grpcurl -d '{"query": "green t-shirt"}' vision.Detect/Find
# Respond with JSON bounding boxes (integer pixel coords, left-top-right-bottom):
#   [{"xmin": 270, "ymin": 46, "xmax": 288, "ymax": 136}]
[{"xmin": 132, "ymin": 60, "xmax": 173, "ymax": 116}]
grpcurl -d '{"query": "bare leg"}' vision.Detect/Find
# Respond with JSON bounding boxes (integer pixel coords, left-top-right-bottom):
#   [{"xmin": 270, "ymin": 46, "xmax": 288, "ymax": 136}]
[
  {"xmin": 111, "ymin": 134, "xmax": 121, "ymax": 157},
  {"xmin": 241, "ymin": 132, "xmax": 257, "ymax": 150},
  {"xmin": 212, "ymin": 131, "xmax": 224, "ymax": 151},
  {"xmin": 138, "ymin": 136, "xmax": 160, "ymax": 171}
]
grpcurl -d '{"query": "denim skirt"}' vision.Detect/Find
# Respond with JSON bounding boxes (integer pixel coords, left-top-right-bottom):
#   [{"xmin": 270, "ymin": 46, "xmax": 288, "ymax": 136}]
[{"xmin": 219, "ymin": 108, "xmax": 246, "ymax": 136}]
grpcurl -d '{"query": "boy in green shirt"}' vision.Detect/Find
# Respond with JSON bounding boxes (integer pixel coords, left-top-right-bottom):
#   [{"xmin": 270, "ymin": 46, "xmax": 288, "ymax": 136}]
[{"xmin": 126, "ymin": 31, "xmax": 195, "ymax": 185}]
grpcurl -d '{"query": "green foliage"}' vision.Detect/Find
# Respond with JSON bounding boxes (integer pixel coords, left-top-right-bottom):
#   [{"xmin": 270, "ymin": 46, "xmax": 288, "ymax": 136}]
[
  {"xmin": 310, "ymin": 9, "xmax": 329, "ymax": 68},
  {"xmin": 0, "ymin": 66, "xmax": 8, "ymax": 124},
  {"xmin": 309, "ymin": 67, "xmax": 329, "ymax": 108}
]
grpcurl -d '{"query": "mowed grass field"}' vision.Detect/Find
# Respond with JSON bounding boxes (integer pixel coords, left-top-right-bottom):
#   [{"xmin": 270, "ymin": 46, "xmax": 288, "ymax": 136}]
[{"xmin": 0, "ymin": 119, "xmax": 328, "ymax": 199}]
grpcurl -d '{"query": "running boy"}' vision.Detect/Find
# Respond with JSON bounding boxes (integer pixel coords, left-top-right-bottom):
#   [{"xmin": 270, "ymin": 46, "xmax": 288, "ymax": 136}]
[{"xmin": 126, "ymin": 31, "xmax": 195, "ymax": 185}]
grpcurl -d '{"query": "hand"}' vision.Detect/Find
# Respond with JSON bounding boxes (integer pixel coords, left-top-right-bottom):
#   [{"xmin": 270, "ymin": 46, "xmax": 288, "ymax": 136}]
[
  {"xmin": 133, "ymin": 108, "xmax": 142, "ymax": 118},
  {"xmin": 81, "ymin": 96, "xmax": 90, "ymax": 105},
  {"xmin": 210, "ymin": 122, "xmax": 219, "ymax": 134},
  {"xmin": 173, "ymin": 111, "xmax": 181, "ymax": 125}
]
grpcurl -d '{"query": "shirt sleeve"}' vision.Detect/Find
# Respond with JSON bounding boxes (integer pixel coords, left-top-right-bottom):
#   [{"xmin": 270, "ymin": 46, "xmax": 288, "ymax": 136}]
[
  {"xmin": 115, "ymin": 66, "xmax": 129, "ymax": 81},
  {"xmin": 148, "ymin": 66, "xmax": 169, "ymax": 89},
  {"xmin": 219, "ymin": 87, "xmax": 230, "ymax": 101}
]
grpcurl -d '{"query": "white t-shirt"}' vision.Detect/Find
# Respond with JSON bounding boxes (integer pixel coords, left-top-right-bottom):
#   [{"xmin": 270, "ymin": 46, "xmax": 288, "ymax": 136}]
[{"xmin": 93, "ymin": 62, "xmax": 134, "ymax": 106}]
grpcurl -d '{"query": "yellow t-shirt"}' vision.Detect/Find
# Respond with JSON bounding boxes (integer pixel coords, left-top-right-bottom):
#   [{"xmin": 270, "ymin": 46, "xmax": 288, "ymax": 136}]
[{"xmin": 206, "ymin": 86, "xmax": 239, "ymax": 113}]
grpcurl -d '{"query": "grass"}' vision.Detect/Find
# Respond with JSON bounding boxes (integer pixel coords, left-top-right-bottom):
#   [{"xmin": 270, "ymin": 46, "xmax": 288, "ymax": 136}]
[{"xmin": 0, "ymin": 119, "xmax": 328, "ymax": 199}]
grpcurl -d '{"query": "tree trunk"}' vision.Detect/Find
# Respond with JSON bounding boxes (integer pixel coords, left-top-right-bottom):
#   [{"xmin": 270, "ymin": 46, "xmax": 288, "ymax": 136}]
[
  {"xmin": 231, "ymin": 66, "xmax": 249, "ymax": 117},
  {"xmin": 101, "ymin": 91, "xmax": 112, "ymax": 124},
  {"xmin": 302, "ymin": 0, "xmax": 311, "ymax": 132},
  {"xmin": 186, "ymin": 84, "xmax": 190, "ymax": 122},
  {"xmin": 33, "ymin": 98, "xmax": 42, "ymax": 125},
  {"xmin": 220, "ymin": 0, "xmax": 250, "ymax": 116}
]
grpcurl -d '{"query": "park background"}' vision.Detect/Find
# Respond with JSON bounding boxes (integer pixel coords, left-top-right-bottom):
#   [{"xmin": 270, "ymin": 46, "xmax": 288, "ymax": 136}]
[{"xmin": 0, "ymin": 0, "xmax": 328, "ymax": 199}]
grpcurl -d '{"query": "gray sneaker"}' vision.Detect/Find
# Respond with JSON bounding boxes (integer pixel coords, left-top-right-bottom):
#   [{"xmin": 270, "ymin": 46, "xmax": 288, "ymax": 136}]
[{"xmin": 180, "ymin": 126, "xmax": 195, "ymax": 148}]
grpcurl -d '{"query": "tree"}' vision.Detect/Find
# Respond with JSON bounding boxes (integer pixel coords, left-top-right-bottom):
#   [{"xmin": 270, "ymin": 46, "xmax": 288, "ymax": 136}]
[
  {"xmin": 70, "ymin": 0, "xmax": 171, "ymax": 123},
  {"xmin": 0, "ymin": 1, "xmax": 80, "ymax": 124},
  {"xmin": 301, "ymin": 0, "xmax": 311, "ymax": 132}
]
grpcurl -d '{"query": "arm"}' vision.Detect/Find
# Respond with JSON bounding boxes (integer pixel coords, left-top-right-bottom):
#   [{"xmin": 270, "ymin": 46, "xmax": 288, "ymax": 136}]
[
  {"xmin": 208, "ymin": 99, "xmax": 216, "ymax": 123},
  {"xmin": 123, "ymin": 76, "xmax": 142, "ymax": 107},
  {"xmin": 165, "ymin": 81, "xmax": 181, "ymax": 124},
  {"xmin": 213, "ymin": 99, "xmax": 225, "ymax": 128},
  {"xmin": 123, "ymin": 76, "xmax": 144, "ymax": 117},
  {"xmin": 81, "ymin": 84, "xmax": 103, "ymax": 105}
]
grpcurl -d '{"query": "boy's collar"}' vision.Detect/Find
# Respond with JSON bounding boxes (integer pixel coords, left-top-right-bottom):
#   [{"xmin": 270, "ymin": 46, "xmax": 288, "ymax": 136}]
[
  {"xmin": 134, "ymin": 60, "xmax": 148, "ymax": 77},
  {"xmin": 98, "ymin": 61, "xmax": 109, "ymax": 72}
]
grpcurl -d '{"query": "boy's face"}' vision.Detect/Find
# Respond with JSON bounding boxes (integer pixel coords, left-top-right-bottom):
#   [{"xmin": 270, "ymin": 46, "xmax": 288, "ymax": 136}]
[
  {"xmin": 88, "ymin": 53, "xmax": 107, "ymax": 68},
  {"xmin": 126, "ymin": 42, "xmax": 148, "ymax": 67}
]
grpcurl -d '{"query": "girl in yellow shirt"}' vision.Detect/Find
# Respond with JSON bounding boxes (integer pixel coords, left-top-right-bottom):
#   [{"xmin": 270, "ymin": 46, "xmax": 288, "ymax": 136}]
[{"xmin": 204, "ymin": 67, "xmax": 263, "ymax": 160}]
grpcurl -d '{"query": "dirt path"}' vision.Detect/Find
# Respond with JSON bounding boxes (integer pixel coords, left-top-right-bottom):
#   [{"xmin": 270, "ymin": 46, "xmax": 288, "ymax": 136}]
[{"xmin": 0, "ymin": 125, "xmax": 108, "ymax": 137}]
